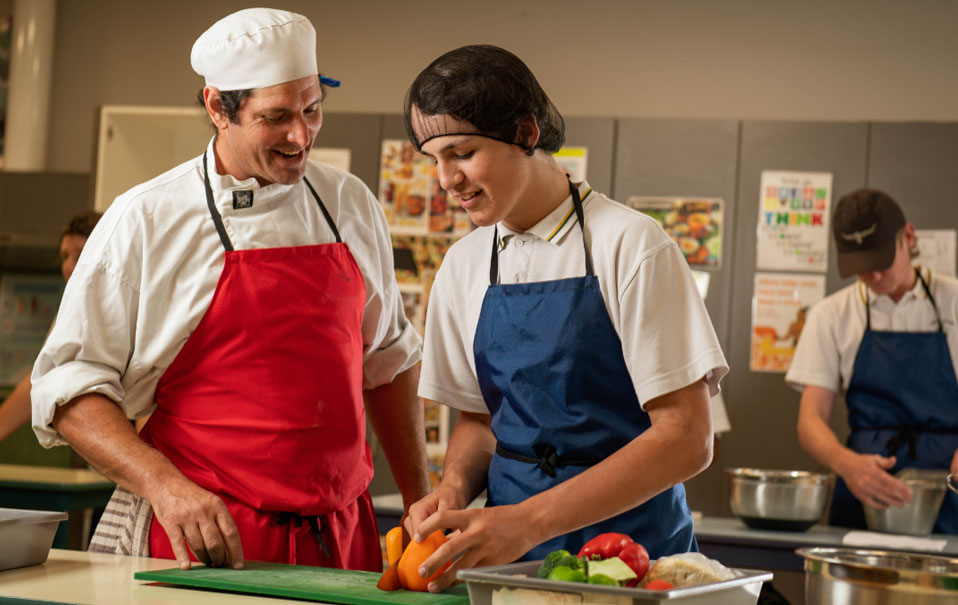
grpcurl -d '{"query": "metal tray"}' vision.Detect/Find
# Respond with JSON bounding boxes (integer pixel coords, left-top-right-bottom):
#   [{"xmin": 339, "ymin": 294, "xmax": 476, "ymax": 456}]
[
  {"xmin": 458, "ymin": 560, "xmax": 772, "ymax": 604},
  {"xmin": 0, "ymin": 507, "xmax": 68, "ymax": 571}
]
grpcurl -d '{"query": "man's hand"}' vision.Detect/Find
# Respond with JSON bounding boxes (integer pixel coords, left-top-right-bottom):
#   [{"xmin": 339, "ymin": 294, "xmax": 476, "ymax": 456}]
[
  {"xmin": 835, "ymin": 450, "xmax": 912, "ymax": 510},
  {"xmin": 148, "ymin": 476, "xmax": 244, "ymax": 569}
]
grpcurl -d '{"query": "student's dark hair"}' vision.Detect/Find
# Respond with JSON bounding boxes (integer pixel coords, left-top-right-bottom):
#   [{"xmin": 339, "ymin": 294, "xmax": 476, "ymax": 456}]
[
  {"xmin": 61, "ymin": 211, "xmax": 102, "ymax": 241},
  {"xmin": 404, "ymin": 45, "xmax": 565, "ymax": 153}
]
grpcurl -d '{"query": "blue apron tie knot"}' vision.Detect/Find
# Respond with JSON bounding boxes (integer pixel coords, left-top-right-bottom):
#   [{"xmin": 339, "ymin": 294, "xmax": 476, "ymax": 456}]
[
  {"xmin": 533, "ymin": 444, "xmax": 560, "ymax": 478},
  {"xmin": 885, "ymin": 426, "xmax": 919, "ymax": 460}
]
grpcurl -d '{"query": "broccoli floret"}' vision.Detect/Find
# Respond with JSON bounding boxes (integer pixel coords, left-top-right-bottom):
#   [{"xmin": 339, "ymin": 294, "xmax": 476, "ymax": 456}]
[{"xmin": 536, "ymin": 549, "xmax": 574, "ymax": 579}]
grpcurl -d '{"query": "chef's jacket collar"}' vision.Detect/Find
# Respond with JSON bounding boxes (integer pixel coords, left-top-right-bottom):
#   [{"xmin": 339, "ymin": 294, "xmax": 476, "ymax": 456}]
[
  {"xmin": 203, "ymin": 138, "xmax": 299, "ymax": 212},
  {"xmin": 496, "ymin": 181, "xmax": 593, "ymax": 247}
]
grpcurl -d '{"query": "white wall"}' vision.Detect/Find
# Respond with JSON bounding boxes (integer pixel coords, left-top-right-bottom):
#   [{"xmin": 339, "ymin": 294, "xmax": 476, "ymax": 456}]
[{"xmin": 46, "ymin": 0, "xmax": 958, "ymax": 172}]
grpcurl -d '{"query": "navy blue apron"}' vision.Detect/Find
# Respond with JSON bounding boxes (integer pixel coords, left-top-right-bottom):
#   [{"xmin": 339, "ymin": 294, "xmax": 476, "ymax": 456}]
[
  {"xmin": 830, "ymin": 269, "xmax": 958, "ymax": 533},
  {"xmin": 473, "ymin": 180, "xmax": 696, "ymax": 561}
]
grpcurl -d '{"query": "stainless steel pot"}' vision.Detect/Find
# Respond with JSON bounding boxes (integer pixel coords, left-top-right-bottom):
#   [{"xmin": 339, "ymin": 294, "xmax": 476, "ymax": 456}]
[
  {"xmin": 727, "ymin": 468, "xmax": 832, "ymax": 531},
  {"xmin": 864, "ymin": 469, "xmax": 947, "ymax": 536},
  {"xmin": 798, "ymin": 547, "xmax": 958, "ymax": 604}
]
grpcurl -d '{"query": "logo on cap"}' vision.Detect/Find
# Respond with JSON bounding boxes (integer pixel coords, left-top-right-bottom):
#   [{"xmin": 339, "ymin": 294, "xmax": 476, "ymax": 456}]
[{"xmin": 839, "ymin": 223, "xmax": 876, "ymax": 246}]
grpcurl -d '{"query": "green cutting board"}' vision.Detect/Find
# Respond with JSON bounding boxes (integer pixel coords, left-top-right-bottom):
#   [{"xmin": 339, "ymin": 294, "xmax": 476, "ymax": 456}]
[{"xmin": 134, "ymin": 561, "xmax": 471, "ymax": 604}]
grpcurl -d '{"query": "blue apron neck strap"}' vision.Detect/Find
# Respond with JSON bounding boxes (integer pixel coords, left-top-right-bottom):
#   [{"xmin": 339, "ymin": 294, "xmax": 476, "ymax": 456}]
[
  {"xmin": 488, "ymin": 178, "xmax": 593, "ymax": 285},
  {"xmin": 202, "ymin": 149, "xmax": 341, "ymax": 252},
  {"xmin": 864, "ymin": 267, "xmax": 943, "ymax": 332}
]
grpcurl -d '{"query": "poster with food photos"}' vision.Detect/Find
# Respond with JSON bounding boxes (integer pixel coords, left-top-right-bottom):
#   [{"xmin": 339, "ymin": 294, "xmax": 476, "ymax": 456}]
[
  {"xmin": 625, "ymin": 197, "xmax": 723, "ymax": 268},
  {"xmin": 756, "ymin": 171, "xmax": 832, "ymax": 272},
  {"xmin": 378, "ymin": 139, "xmax": 471, "ymax": 235},
  {"xmin": 750, "ymin": 272, "xmax": 825, "ymax": 373}
]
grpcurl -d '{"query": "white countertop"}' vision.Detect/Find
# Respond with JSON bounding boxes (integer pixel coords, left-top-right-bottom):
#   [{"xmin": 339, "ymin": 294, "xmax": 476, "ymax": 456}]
[{"xmin": 0, "ymin": 549, "xmax": 301, "ymax": 604}]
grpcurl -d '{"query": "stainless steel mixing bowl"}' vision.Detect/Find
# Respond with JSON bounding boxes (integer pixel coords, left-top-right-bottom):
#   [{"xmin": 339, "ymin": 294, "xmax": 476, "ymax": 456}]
[
  {"xmin": 863, "ymin": 470, "xmax": 947, "ymax": 536},
  {"xmin": 727, "ymin": 468, "xmax": 832, "ymax": 531},
  {"xmin": 798, "ymin": 547, "xmax": 958, "ymax": 604}
]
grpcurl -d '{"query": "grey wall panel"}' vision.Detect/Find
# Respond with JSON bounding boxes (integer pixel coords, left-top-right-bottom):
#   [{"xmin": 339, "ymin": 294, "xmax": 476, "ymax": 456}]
[
  {"xmin": 725, "ymin": 122, "xmax": 869, "ymax": 509},
  {"xmin": 563, "ymin": 117, "xmax": 615, "ymax": 197},
  {"xmin": 314, "ymin": 113, "xmax": 384, "ymax": 192},
  {"xmin": 867, "ymin": 123, "xmax": 958, "ymax": 230},
  {"xmin": 613, "ymin": 118, "xmax": 740, "ymax": 516}
]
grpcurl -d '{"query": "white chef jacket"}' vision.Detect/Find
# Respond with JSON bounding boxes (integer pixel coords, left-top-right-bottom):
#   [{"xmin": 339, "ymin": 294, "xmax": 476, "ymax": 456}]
[
  {"xmin": 418, "ymin": 181, "xmax": 728, "ymax": 414},
  {"xmin": 32, "ymin": 139, "xmax": 421, "ymax": 447},
  {"xmin": 785, "ymin": 266, "xmax": 958, "ymax": 394}
]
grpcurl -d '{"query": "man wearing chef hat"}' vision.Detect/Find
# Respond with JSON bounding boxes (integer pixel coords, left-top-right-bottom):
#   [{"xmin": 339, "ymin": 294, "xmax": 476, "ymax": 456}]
[
  {"xmin": 31, "ymin": 8, "xmax": 429, "ymax": 571},
  {"xmin": 786, "ymin": 188, "xmax": 958, "ymax": 533}
]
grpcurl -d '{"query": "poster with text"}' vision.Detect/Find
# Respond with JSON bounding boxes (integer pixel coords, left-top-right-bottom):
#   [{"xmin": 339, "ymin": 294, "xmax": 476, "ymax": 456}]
[
  {"xmin": 750, "ymin": 272, "xmax": 826, "ymax": 373},
  {"xmin": 915, "ymin": 229, "xmax": 957, "ymax": 277},
  {"xmin": 756, "ymin": 171, "xmax": 832, "ymax": 272},
  {"xmin": 626, "ymin": 197, "xmax": 723, "ymax": 268},
  {"xmin": 0, "ymin": 274, "xmax": 63, "ymax": 385}
]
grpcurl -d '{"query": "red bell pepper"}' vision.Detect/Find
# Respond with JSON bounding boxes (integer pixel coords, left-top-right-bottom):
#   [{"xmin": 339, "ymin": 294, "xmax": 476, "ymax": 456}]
[
  {"xmin": 577, "ymin": 532, "xmax": 633, "ymax": 560},
  {"xmin": 618, "ymin": 541, "xmax": 650, "ymax": 586},
  {"xmin": 577, "ymin": 532, "xmax": 650, "ymax": 584}
]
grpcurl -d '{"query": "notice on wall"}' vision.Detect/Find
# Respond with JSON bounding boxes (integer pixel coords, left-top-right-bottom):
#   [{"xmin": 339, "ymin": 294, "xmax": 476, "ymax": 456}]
[
  {"xmin": 626, "ymin": 197, "xmax": 723, "ymax": 268},
  {"xmin": 553, "ymin": 147, "xmax": 588, "ymax": 182},
  {"xmin": 915, "ymin": 229, "xmax": 957, "ymax": 277},
  {"xmin": 756, "ymin": 171, "xmax": 832, "ymax": 273},
  {"xmin": 750, "ymin": 272, "xmax": 826, "ymax": 373},
  {"xmin": 0, "ymin": 274, "xmax": 63, "ymax": 386}
]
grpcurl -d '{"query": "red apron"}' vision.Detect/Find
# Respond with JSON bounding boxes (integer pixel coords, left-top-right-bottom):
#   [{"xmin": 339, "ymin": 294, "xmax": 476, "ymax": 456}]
[{"xmin": 139, "ymin": 157, "xmax": 381, "ymax": 570}]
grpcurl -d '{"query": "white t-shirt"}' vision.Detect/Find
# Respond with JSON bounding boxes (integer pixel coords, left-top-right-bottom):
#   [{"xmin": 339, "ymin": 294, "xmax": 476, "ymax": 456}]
[
  {"xmin": 786, "ymin": 267, "xmax": 958, "ymax": 394},
  {"xmin": 32, "ymin": 139, "xmax": 421, "ymax": 447},
  {"xmin": 418, "ymin": 181, "xmax": 728, "ymax": 414}
]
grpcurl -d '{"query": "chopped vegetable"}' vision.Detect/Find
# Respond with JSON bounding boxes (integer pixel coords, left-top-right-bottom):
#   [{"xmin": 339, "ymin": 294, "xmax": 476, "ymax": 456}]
[
  {"xmin": 587, "ymin": 573, "xmax": 618, "ymax": 585},
  {"xmin": 548, "ymin": 565, "xmax": 587, "ymax": 583},
  {"xmin": 644, "ymin": 579, "xmax": 675, "ymax": 590},
  {"xmin": 618, "ymin": 542, "xmax": 650, "ymax": 585},
  {"xmin": 536, "ymin": 549, "xmax": 581, "ymax": 579},
  {"xmin": 385, "ymin": 527, "xmax": 403, "ymax": 567},
  {"xmin": 586, "ymin": 556, "xmax": 637, "ymax": 584}
]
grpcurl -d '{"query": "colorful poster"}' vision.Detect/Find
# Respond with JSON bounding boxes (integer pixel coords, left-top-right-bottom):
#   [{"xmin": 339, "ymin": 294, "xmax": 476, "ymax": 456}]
[
  {"xmin": 0, "ymin": 274, "xmax": 63, "ymax": 385},
  {"xmin": 915, "ymin": 229, "xmax": 957, "ymax": 277},
  {"xmin": 756, "ymin": 171, "xmax": 832, "ymax": 272},
  {"xmin": 553, "ymin": 146, "xmax": 588, "ymax": 182},
  {"xmin": 750, "ymin": 272, "xmax": 826, "ymax": 373},
  {"xmin": 378, "ymin": 139, "xmax": 471, "ymax": 235},
  {"xmin": 625, "ymin": 197, "xmax": 723, "ymax": 267}
]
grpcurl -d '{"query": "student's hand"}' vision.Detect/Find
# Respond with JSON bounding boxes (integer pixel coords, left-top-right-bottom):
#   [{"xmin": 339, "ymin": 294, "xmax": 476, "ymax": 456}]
[
  {"xmin": 411, "ymin": 504, "xmax": 539, "ymax": 593},
  {"xmin": 149, "ymin": 476, "xmax": 244, "ymax": 570},
  {"xmin": 951, "ymin": 449, "xmax": 958, "ymax": 475},
  {"xmin": 836, "ymin": 451, "xmax": 912, "ymax": 510},
  {"xmin": 404, "ymin": 484, "xmax": 462, "ymax": 540}
]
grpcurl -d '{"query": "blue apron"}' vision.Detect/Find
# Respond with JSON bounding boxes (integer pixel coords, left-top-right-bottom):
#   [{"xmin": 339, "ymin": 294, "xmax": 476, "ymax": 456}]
[
  {"xmin": 473, "ymin": 180, "xmax": 696, "ymax": 561},
  {"xmin": 830, "ymin": 270, "xmax": 958, "ymax": 533}
]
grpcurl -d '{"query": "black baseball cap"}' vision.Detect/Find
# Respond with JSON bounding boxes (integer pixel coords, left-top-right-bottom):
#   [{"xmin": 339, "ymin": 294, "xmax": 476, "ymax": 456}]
[{"xmin": 832, "ymin": 189, "xmax": 906, "ymax": 278}]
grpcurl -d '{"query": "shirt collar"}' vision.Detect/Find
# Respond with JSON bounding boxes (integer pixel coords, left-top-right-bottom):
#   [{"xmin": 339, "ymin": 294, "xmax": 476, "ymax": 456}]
[{"xmin": 497, "ymin": 181, "xmax": 593, "ymax": 247}]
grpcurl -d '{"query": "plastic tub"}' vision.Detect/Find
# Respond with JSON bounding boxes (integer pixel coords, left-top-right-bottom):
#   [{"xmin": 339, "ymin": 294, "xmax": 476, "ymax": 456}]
[{"xmin": 0, "ymin": 508, "xmax": 68, "ymax": 571}]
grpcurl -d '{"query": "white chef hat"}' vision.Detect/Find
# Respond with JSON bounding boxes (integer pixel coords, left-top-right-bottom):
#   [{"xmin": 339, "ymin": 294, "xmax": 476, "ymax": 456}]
[{"xmin": 191, "ymin": 8, "xmax": 318, "ymax": 91}]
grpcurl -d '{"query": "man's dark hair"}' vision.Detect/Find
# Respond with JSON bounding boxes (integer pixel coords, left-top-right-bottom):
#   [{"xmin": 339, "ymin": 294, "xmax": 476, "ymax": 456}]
[
  {"xmin": 61, "ymin": 211, "xmax": 102, "ymax": 241},
  {"xmin": 404, "ymin": 45, "xmax": 565, "ymax": 153},
  {"xmin": 195, "ymin": 88, "xmax": 253, "ymax": 127}
]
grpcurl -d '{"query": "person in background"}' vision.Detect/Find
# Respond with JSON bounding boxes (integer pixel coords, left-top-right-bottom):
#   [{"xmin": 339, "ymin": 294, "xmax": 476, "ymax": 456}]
[
  {"xmin": 31, "ymin": 8, "xmax": 429, "ymax": 571},
  {"xmin": 402, "ymin": 45, "xmax": 728, "ymax": 592},
  {"xmin": 0, "ymin": 211, "xmax": 101, "ymax": 442},
  {"xmin": 787, "ymin": 188, "xmax": 958, "ymax": 532}
]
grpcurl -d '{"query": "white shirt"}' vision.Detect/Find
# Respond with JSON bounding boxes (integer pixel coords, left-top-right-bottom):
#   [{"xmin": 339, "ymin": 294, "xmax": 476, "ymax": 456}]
[
  {"xmin": 786, "ymin": 267, "xmax": 958, "ymax": 394},
  {"xmin": 32, "ymin": 139, "xmax": 421, "ymax": 447},
  {"xmin": 418, "ymin": 181, "xmax": 728, "ymax": 414}
]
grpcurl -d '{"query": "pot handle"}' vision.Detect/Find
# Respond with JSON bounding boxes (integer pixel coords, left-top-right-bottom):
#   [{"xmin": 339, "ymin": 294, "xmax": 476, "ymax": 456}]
[{"xmin": 948, "ymin": 473, "xmax": 958, "ymax": 495}]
